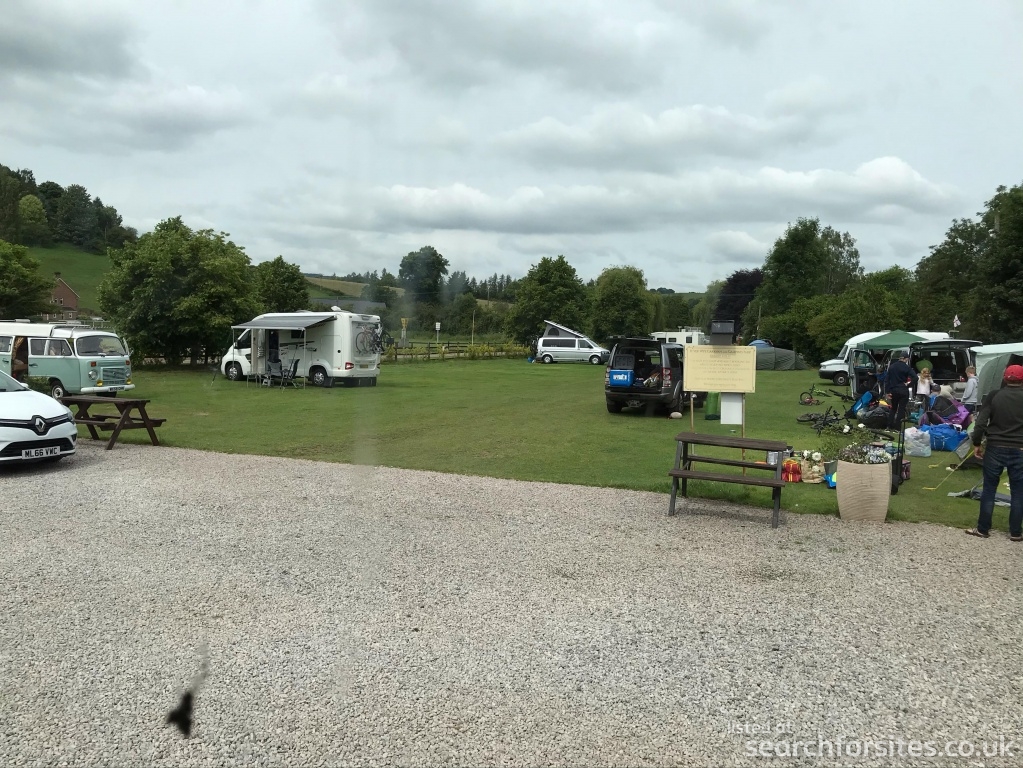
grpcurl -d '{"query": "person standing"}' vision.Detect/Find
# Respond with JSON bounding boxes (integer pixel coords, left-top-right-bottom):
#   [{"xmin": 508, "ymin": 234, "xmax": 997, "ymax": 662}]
[
  {"xmin": 915, "ymin": 367, "xmax": 934, "ymax": 406},
  {"xmin": 884, "ymin": 351, "xmax": 917, "ymax": 429},
  {"xmin": 961, "ymin": 366, "xmax": 979, "ymax": 413},
  {"xmin": 965, "ymin": 364, "xmax": 1023, "ymax": 540}
]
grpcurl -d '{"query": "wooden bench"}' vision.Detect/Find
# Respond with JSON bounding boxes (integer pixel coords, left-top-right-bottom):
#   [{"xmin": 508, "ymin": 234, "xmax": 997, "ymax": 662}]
[
  {"xmin": 60, "ymin": 396, "xmax": 166, "ymax": 450},
  {"xmin": 668, "ymin": 432, "xmax": 789, "ymax": 528}
]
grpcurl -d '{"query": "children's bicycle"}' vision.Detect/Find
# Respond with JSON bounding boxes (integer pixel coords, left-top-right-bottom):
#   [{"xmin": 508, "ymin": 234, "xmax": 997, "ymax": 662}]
[{"xmin": 798, "ymin": 382, "xmax": 832, "ymax": 406}]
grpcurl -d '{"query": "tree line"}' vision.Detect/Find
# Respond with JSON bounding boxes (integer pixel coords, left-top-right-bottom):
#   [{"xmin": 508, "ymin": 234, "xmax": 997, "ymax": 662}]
[{"xmin": 0, "ymin": 163, "xmax": 137, "ymax": 252}]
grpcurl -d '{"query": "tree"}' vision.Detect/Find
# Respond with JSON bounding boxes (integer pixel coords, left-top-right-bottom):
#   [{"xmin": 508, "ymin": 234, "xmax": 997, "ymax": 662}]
[
  {"xmin": 18, "ymin": 194, "xmax": 51, "ymax": 246},
  {"xmin": 55, "ymin": 184, "xmax": 99, "ymax": 247},
  {"xmin": 0, "ymin": 239, "xmax": 52, "ymax": 319},
  {"xmin": 0, "ymin": 168, "xmax": 21, "ymax": 244},
  {"xmin": 591, "ymin": 266, "xmax": 653, "ymax": 341},
  {"xmin": 36, "ymin": 181, "xmax": 63, "ymax": 228},
  {"xmin": 756, "ymin": 218, "xmax": 862, "ymax": 317},
  {"xmin": 660, "ymin": 293, "xmax": 692, "ymax": 330},
  {"xmin": 690, "ymin": 281, "xmax": 724, "ymax": 331},
  {"xmin": 915, "ymin": 218, "xmax": 983, "ymax": 334},
  {"xmin": 504, "ymin": 255, "xmax": 588, "ymax": 343},
  {"xmin": 399, "ymin": 245, "xmax": 449, "ymax": 304},
  {"xmin": 445, "ymin": 292, "xmax": 481, "ymax": 334},
  {"xmin": 98, "ymin": 217, "xmax": 259, "ymax": 363},
  {"xmin": 970, "ymin": 183, "xmax": 1023, "ymax": 343},
  {"xmin": 714, "ymin": 269, "xmax": 763, "ymax": 337},
  {"xmin": 253, "ymin": 256, "xmax": 310, "ymax": 312}
]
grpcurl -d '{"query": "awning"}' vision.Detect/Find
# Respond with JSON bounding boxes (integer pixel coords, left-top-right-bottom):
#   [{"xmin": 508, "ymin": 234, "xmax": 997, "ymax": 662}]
[
  {"xmin": 856, "ymin": 330, "xmax": 926, "ymax": 351},
  {"xmin": 232, "ymin": 313, "xmax": 336, "ymax": 331}
]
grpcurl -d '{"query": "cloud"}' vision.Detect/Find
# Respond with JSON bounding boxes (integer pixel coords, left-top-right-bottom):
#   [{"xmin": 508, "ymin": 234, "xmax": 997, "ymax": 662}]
[
  {"xmin": 289, "ymin": 73, "xmax": 380, "ymax": 118},
  {"xmin": 498, "ymin": 101, "xmax": 831, "ymax": 170},
  {"xmin": 0, "ymin": 0, "xmax": 138, "ymax": 81},
  {"xmin": 315, "ymin": 0, "xmax": 672, "ymax": 93},
  {"xmin": 283, "ymin": 156, "xmax": 957, "ymax": 236},
  {"xmin": 706, "ymin": 230, "xmax": 769, "ymax": 262}
]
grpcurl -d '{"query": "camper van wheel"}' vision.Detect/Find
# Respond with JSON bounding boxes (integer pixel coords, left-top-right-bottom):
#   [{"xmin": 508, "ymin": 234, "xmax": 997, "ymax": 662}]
[
  {"xmin": 50, "ymin": 380, "xmax": 67, "ymax": 400},
  {"xmin": 225, "ymin": 362, "xmax": 242, "ymax": 382},
  {"xmin": 832, "ymin": 372, "xmax": 849, "ymax": 386},
  {"xmin": 369, "ymin": 377, "xmax": 377, "ymax": 386},
  {"xmin": 310, "ymin": 367, "xmax": 328, "ymax": 387},
  {"xmin": 541, "ymin": 354, "xmax": 554, "ymax": 364},
  {"xmin": 589, "ymin": 355, "xmax": 601, "ymax": 365}
]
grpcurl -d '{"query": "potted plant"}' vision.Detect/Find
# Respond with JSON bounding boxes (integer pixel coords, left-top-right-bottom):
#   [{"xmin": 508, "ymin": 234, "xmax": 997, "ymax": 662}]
[{"xmin": 836, "ymin": 440, "xmax": 894, "ymax": 522}]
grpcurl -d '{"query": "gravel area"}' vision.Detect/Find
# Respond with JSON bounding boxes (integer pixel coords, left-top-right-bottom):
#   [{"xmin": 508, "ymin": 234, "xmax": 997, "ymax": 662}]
[{"xmin": 2, "ymin": 441, "xmax": 1023, "ymax": 767}]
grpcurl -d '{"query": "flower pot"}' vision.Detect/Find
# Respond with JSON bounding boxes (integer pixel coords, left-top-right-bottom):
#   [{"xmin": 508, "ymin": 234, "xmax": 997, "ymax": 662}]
[
  {"xmin": 824, "ymin": 459, "xmax": 838, "ymax": 476},
  {"xmin": 836, "ymin": 460, "xmax": 890, "ymax": 522}
]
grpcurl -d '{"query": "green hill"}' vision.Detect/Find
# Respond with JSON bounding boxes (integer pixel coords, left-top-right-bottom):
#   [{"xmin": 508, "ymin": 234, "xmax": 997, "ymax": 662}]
[
  {"xmin": 28, "ymin": 243, "xmax": 111, "ymax": 314},
  {"xmin": 25, "ymin": 245, "xmax": 362, "ymax": 315}
]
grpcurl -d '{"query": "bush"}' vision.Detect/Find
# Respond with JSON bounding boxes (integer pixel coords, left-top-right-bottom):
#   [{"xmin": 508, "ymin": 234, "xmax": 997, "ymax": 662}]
[{"xmin": 25, "ymin": 376, "xmax": 51, "ymax": 394}]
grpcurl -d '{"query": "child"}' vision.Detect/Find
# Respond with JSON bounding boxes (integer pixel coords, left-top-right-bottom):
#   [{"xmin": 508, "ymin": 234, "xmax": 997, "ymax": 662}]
[
  {"xmin": 916, "ymin": 367, "xmax": 935, "ymax": 406},
  {"xmin": 961, "ymin": 366, "xmax": 979, "ymax": 413}
]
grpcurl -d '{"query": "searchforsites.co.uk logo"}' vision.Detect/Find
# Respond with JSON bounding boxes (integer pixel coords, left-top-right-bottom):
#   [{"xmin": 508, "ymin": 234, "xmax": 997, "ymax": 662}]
[{"xmin": 726, "ymin": 721, "xmax": 1019, "ymax": 760}]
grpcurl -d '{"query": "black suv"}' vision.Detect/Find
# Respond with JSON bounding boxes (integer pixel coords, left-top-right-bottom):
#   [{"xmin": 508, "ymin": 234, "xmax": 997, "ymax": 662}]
[
  {"xmin": 873, "ymin": 339, "xmax": 980, "ymax": 396},
  {"xmin": 604, "ymin": 337, "xmax": 704, "ymax": 414}
]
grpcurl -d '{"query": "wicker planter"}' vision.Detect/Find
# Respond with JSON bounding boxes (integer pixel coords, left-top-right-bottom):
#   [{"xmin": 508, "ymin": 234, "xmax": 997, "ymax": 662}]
[{"xmin": 836, "ymin": 460, "xmax": 890, "ymax": 522}]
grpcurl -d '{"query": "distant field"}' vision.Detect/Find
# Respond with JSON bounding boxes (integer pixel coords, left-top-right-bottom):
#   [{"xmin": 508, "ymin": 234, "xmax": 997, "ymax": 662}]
[
  {"xmin": 28, "ymin": 243, "xmax": 111, "ymax": 314},
  {"xmin": 306, "ymin": 277, "xmax": 406, "ymax": 298}
]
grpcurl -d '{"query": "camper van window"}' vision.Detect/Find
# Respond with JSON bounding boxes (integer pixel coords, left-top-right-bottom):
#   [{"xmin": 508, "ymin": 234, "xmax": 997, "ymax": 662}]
[
  {"xmin": 29, "ymin": 339, "xmax": 46, "ymax": 356},
  {"xmin": 290, "ymin": 330, "xmax": 304, "ymax": 340},
  {"xmin": 47, "ymin": 340, "xmax": 72, "ymax": 356},
  {"xmin": 579, "ymin": 340, "xmax": 593, "ymax": 349},
  {"xmin": 75, "ymin": 335, "xmax": 128, "ymax": 356},
  {"xmin": 0, "ymin": 337, "xmax": 10, "ymax": 354},
  {"xmin": 235, "ymin": 330, "xmax": 251, "ymax": 350},
  {"xmin": 543, "ymin": 339, "xmax": 574, "ymax": 348}
]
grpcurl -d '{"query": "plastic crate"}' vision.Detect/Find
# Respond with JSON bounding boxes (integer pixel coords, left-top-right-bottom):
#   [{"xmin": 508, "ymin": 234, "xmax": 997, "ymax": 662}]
[{"xmin": 608, "ymin": 370, "xmax": 634, "ymax": 387}]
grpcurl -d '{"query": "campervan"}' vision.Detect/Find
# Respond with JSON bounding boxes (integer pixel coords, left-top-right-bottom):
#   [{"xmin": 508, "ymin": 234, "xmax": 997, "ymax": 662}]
[
  {"xmin": 0, "ymin": 321, "xmax": 134, "ymax": 398},
  {"xmin": 818, "ymin": 331, "xmax": 950, "ymax": 385},
  {"xmin": 221, "ymin": 310, "xmax": 382, "ymax": 387}
]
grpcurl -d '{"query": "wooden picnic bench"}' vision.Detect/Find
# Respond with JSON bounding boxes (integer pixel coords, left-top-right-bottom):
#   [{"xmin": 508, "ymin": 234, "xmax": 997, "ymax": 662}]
[
  {"xmin": 668, "ymin": 432, "xmax": 789, "ymax": 528},
  {"xmin": 60, "ymin": 395, "xmax": 166, "ymax": 451}
]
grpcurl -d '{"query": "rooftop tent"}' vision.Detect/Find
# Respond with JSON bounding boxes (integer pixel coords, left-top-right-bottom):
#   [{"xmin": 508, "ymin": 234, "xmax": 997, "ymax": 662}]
[
  {"xmin": 755, "ymin": 346, "xmax": 809, "ymax": 370},
  {"xmin": 856, "ymin": 330, "xmax": 927, "ymax": 351}
]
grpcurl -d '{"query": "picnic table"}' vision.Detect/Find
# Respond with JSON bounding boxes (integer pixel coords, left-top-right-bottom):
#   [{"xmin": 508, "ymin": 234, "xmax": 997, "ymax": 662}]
[
  {"xmin": 668, "ymin": 431, "xmax": 789, "ymax": 528},
  {"xmin": 60, "ymin": 395, "xmax": 166, "ymax": 450}
]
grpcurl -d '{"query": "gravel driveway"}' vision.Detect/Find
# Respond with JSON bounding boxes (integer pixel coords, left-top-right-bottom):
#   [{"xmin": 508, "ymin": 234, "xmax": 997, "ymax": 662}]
[{"xmin": 3, "ymin": 442, "xmax": 1022, "ymax": 767}]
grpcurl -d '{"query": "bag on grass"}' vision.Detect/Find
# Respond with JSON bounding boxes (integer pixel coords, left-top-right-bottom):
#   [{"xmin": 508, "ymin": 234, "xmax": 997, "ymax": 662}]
[
  {"xmin": 904, "ymin": 427, "xmax": 932, "ymax": 458},
  {"xmin": 926, "ymin": 423, "xmax": 967, "ymax": 452},
  {"xmin": 860, "ymin": 405, "xmax": 890, "ymax": 429}
]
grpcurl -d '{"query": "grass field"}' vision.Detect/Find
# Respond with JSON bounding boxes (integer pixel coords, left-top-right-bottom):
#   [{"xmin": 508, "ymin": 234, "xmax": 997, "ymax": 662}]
[
  {"xmin": 305, "ymin": 276, "xmax": 406, "ymax": 298},
  {"xmin": 110, "ymin": 362, "xmax": 988, "ymax": 530}
]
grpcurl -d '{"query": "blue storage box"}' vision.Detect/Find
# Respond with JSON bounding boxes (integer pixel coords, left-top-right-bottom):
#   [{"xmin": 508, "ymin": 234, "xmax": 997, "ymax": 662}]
[{"xmin": 609, "ymin": 370, "xmax": 634, "ymax": 387}]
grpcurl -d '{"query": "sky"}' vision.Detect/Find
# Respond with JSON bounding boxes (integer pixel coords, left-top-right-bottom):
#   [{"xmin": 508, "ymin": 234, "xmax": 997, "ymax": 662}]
[{"xmin": 3, "ymin": 0, "xmax": 1021, "ymax": 293}]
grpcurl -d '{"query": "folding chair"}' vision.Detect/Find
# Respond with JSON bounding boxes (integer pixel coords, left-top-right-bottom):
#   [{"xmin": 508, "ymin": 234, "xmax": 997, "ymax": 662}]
[
  {"xmin": 280, "ymin": 358, "xmax": 301, "ymax": 388},
  {"xmin": 262, "ymin": 360, "xmax": 283, "ymax": 387}
]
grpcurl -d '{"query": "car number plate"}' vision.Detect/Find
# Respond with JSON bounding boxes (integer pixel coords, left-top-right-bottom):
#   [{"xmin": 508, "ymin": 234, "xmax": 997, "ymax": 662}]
[
  {"xmin": 22, "ymin": 446, "xmax": 60, "ymax": 459},
  {"xmin": 107, "ymin": 386, "xmax": 125, "ymax": 391}
]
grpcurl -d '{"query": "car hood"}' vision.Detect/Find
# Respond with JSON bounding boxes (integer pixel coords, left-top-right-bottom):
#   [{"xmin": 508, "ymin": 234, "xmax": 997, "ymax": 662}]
[{"xmin": 0, "ymin": 389, "xmax": 71, "ymax": 420}]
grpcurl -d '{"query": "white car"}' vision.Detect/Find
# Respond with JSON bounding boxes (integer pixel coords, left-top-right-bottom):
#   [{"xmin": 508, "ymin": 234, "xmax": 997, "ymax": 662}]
[{"xmin": 0, "ymin": 370, "xmax": 77, "ymax": 463}]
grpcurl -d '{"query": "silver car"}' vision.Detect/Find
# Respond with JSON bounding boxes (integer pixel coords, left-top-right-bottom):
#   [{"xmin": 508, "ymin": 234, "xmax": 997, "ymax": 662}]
[{"xmin": 536, "ymin": 336, "xmax": 610, "ymax": 364}]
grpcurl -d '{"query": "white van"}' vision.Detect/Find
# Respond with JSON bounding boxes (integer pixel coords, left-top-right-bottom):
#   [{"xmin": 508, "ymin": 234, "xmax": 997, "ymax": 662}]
[
  {"xmin": 818, "ymin": 331, "xmax": 950, "ymax": 385},
  {"xmin": 221, "ymin": 310, "xmax": 382, "ymax": 387},
  {"xmin": 536, "ymin": 335, "xmax": 610, "ymax": 364}
]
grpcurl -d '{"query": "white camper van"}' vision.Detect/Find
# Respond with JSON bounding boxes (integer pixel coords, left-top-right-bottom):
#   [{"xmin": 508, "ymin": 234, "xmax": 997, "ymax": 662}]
[
  {"xmin": 221, "ymin": 311, "xmax": 382, "ymax": 387},
  {"xmin": 818, "ymin": 330, "xmax": 950, "ymax": 385},
  {"xmin": 651, "ymin": 328, "xmax": 707, "ymax": 346}
]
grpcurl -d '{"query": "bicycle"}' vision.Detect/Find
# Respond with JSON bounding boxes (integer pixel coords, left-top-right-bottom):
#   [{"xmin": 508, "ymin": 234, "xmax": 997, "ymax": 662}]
[
  {"xmin": 796, "ymin": 406, "xmax": 846, "ymax": 430},
  {"xmin": 798, "ymin": 382, "xmax": 832, "ymax": 406}
]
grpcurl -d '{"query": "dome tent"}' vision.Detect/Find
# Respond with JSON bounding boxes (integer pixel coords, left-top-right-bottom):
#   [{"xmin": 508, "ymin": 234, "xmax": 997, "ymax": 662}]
[{"xmin": 755, "ymin": 346, "xmax": 808, "ymax": 370}]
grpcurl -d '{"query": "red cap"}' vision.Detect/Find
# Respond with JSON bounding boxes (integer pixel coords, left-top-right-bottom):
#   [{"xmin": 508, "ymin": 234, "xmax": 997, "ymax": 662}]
[{"xmin": 1004, "ymin": 364, "xmax": 1023, "ymax": 383}]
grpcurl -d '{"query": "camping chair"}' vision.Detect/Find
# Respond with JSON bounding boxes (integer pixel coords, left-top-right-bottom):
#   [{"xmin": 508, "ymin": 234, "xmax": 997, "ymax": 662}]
[
  {"xmin": 280, "ymin": 358, "xmax": 301, "ymax": 388},
  {"xmin": 263, "ymin": 360, "xmax": 283, "ymax": 387}
]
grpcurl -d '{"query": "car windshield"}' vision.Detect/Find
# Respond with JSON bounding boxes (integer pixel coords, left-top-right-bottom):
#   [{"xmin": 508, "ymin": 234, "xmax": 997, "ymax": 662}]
[
  {"xmin": 0, "ymin": 370, "xmax": 27, "ymax": 392},
  {"xmin": 76, "ymin": 335, "xmax": 128, "ymax": 356}
]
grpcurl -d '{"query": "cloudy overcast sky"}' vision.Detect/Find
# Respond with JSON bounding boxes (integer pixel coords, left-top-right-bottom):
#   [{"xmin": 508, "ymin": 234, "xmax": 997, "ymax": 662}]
[{"xmin": 3, "ymin": 0, "xmax": 1021, "ymax": 292}]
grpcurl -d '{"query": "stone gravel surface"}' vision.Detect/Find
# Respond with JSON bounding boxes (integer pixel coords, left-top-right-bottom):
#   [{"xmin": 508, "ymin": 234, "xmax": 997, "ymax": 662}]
[{"xmin": 2, "ymin": 442, "xmax": 1022, "ymax": 767}]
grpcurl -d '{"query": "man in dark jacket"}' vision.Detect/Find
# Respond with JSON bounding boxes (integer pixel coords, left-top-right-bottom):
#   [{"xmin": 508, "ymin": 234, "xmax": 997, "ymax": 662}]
[
  {"xmin": 884, "ymin": 352, "xmax": 917, "ymax": 429},
  {"xmin": 965, "ymin": 364, "xmax": 1023, "ymax": 540}
]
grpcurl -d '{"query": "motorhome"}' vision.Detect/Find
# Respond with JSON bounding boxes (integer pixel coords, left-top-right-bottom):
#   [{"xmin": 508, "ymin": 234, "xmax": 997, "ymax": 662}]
[
  {"xmin": 221, "ymin": 310, "xmax": 382, "ymax": 387},
  {"xmin": 818, "ymin": 330, "xmax": 949, "ymax": 385},
  {"xmin": 0, "ymin": 321, "xmax": 134, "ymax": 398},
  {"xmin": 651, "ymin": 328, "xmax": 707, "ymax": 346}
]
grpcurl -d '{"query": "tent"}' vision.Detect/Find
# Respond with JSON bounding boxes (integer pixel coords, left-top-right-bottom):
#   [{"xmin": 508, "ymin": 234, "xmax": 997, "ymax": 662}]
[
  {"xmin": 856, "ymin": 330, "xmax": 926, "ymax": 351},
  {"xmin": 755, "ymin": 346, "xmax": 809, "ymax": 370},
  {"xmin": 973, "ymin": 342, "xmax": 1023, "ymax": 400}
]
